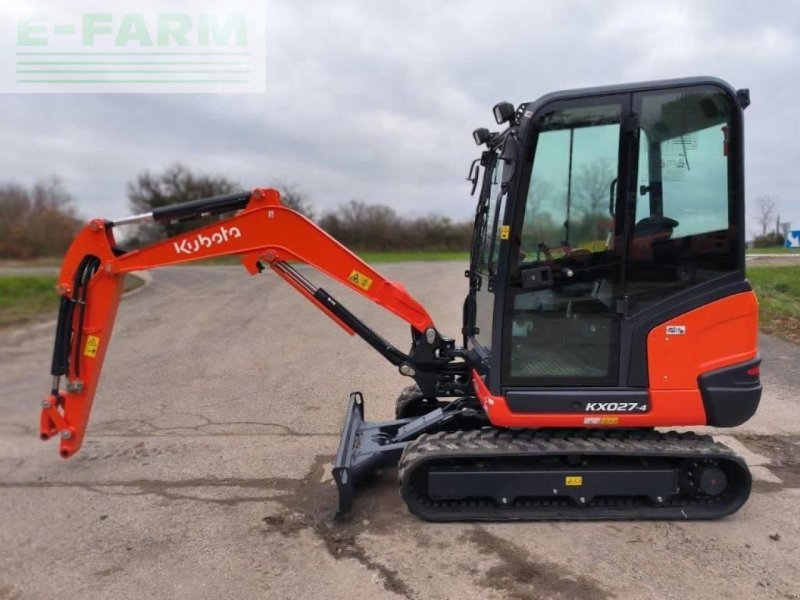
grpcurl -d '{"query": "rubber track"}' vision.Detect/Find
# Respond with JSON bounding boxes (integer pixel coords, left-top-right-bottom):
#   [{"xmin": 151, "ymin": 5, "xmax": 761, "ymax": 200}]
[{"xmin": 398, "ymin": 428, "xmax": 751, "ymax": 522}]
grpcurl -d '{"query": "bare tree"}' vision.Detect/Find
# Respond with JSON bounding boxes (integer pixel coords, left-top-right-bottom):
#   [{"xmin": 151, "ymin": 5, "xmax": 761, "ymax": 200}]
[
  {"xmin": 568, "ymin": 158, "xmax": 616, "ymax": 245},
  {"xmin": 575, "ymin": 158, "xmax": 615, "ymax": 215},
  {"xmin": 127, "ymin": 164, "xmax": 239, "ymax": 243},
  {"xmin": 318, "ymin": 200, "xmax": 471, "ymax": 252},
  {"xmin": 754, "ymin": 195, "xmax": 779, "ymax": 237},
  {"xmin": 269, "ymin": 180, "xmax": 314, "ymax": 219},
  {"xmin": 0, "ymin": 178, "xmax": 82, "ymax": 259},
  {"xmin": 319, "ymin": 200, "xmax": 399, "ymax": 250}
]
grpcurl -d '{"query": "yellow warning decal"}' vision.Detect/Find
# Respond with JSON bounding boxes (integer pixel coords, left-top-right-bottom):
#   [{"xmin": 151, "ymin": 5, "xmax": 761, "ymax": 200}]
[
  {"xmin": 565, "ymin": 476, "xmax": 583, "ymax": 487},
  {"xmin": 347, "ymin": 270, "xmax": 373, "ymax": 291},
  {"xmin": 83, "ymin": 335, "xmax": 100, "ymax": 358},
  {"xmin": 600, "ymin": 416, "xmax": 619, "ymax": 425},
  {"xmin": 577, "ymin": 239, "xmax": 607, "ymax": 252},
  {"xmin": 500, "ymin": 225, "xmax": 510, "ymax": 240}
]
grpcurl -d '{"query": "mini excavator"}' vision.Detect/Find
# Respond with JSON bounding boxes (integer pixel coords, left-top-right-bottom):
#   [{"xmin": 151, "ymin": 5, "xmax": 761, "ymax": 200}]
[{"xmin": 41, "ymin": 76, "xmax": 760, "ymax": 521}]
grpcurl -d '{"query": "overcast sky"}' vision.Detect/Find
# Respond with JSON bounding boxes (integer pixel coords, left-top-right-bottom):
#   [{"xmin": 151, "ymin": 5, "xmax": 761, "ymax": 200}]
[{"xmin": 1, "ymin": 0, "xmax": 798, "ymax": 235}]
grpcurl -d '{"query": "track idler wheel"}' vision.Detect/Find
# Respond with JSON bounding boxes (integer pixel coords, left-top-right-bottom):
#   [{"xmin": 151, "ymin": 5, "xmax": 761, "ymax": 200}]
[
  {"xmin": 681, "ymin": 460, "xmax": 729, "ymax": 497},
  {"xmin": 696, "ymin": 467, "xmax": 728, "ymax": 496}
]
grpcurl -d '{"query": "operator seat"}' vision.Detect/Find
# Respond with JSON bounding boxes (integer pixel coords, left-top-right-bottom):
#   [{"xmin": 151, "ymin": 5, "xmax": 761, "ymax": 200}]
[
  {"xmin": 630, "ymin": 216, "xmax": 679, "ymax": 264},
  {"xmin": 634, "ymin": 216, "xmax": 679, "ymax": 237}
]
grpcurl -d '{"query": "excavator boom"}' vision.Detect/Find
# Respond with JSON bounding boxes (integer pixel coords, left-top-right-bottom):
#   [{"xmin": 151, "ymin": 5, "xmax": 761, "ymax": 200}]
[{"xmin": 40, "ymin": 187, "xmax": 466, "ymax": 459}]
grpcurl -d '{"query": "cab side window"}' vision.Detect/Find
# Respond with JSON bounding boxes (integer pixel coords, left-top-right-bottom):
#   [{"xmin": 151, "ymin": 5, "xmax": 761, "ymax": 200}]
[{"xmin": 627, "ymin": 88, "xmax": 738, "ymax": 311}]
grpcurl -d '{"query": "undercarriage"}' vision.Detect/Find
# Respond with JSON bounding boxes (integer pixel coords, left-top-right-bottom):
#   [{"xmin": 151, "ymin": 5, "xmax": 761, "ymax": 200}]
[{"xmin": 335, "ymin": 393, "xmax": 751, "ymax": 521}]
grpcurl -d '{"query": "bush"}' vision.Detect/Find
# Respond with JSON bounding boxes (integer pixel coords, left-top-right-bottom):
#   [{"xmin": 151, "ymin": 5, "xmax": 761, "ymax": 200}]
[
  {"xmin": 752, "ymin": 232, "xmax": 785, "ymax": 248},
  {"xmin": 127, "ymin": 164, "xmax": 240, "ymax": 244},
  {"xmin": 0, "ymin": 179, "xmax": 82, "ymax": 259}
]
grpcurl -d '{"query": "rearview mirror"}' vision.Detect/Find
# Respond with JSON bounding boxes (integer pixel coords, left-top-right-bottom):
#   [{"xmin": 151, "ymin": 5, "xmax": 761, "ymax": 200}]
[{"xmin": 501, "ymin": 134, "xmax": 519, "ymax": 183}]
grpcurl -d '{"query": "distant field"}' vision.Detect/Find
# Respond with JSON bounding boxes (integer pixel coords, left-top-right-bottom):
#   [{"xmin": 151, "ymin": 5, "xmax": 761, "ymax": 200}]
[
  {"xmin": 2, "ymin": 247, "xmax": 792, "ymax": 266},
  {"xmin": 1, "ymin": 251, "xmax": 471, "ymax": 272},
  {"xmin": 747, "ymin": 246, "xmax": 795, "ymax": 254},
  {"xmin": 0, "ymin": 276, "xmax": 60, "ymax": 327},
  {"xmin": 0, "ymin": 254, "xmax": 471, "ymax": 326},
  {"xmin": 0, "ymin": 257, "xmax": 62, "ymax": 268},
  {"xmin": 748, "ymin": 265, "xmax": 800, "ymax": 343},
  {"xmin": 0, "ymin": 274, "xmax": 144, "ymax": 327},
  {"xmin": 357, "ymin": 251, "xmax": 469, "ymax": 263},
  {"xmin": 190, "ymin": 251, "xmax": 470, "ymax": 266}
]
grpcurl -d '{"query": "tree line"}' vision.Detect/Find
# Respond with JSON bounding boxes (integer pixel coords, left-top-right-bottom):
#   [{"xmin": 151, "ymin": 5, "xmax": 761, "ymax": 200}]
[
  {"xmin": 0, "ymin": 165, "xmax": 790, "ymax": 258},
  {"xmin": 0, "ymin": 165, "xmax": 472, "ymax": 259}
]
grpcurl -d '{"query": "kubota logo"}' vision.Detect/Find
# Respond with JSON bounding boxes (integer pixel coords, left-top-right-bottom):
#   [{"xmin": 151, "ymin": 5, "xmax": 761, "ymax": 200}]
[{"xmin": 173, "ymin": 225, "xmax": 242, "ymax": 255}]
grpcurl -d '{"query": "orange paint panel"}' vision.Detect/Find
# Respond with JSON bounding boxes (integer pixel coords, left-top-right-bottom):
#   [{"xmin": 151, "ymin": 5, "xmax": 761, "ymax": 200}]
[
  {"xmin": 647, "ymin": 292, "xmax": 759, "ymax": 390},
  {"xmin": 110, "ymin": 188, "xmax": 435, "ymax": 333},
  {"xmin": 473, "ymin": 371, "xmax": 709, "ymax": 428}
]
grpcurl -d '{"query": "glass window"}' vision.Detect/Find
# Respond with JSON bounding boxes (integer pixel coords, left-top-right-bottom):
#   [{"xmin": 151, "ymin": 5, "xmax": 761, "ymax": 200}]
[
  {"xmin": 473, "ymin": 150, "xmax": 507, "ymax": 351},
  {"xmin": 520, "ymin": 104, "xmax": 621, "ymax": 263},
  {"xmin": 478, "ymin": 150, "xmax": 507, "ymax": 274},
  {"xmin": 507, "ymin": 102, "xmax": 622, "ymax": 385},
  {"xmin": 628, "ymin": 87, "xmax": 737, "ymax": 311}
]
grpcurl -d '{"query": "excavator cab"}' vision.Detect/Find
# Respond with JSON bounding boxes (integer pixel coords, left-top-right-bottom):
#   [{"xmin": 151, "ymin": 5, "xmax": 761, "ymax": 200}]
[{"xmin": 464, "ymin": 77, "xmax": 757, "ymax": 429}]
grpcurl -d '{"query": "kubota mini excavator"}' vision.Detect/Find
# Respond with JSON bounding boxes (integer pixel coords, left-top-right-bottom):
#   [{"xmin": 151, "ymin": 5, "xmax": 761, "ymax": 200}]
[{"xmin": 41, "ymin": 76, "xmax": 760, "ymax": 521}]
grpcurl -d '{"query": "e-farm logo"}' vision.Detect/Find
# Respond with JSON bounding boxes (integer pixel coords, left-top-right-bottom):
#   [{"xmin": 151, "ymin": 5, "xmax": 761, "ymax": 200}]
[{"xmin": 3, "ymin": 1, "xmax": 266, "ymax": 93}]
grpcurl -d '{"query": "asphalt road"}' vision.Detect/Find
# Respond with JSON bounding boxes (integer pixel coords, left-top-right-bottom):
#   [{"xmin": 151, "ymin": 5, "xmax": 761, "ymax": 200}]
[{"xmin": 1, "ymin": 264, "xmax": 798, "ymax": 600}]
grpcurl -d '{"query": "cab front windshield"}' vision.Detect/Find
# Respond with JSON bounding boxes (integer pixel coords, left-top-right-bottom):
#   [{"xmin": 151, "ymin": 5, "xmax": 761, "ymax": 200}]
[{"xmin": 519, "ymin": 105, "xmax": 621, "ymax": 267}]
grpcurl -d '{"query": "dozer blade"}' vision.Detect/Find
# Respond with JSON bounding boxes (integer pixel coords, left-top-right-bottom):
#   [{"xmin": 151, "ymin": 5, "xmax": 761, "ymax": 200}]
[
  {"xmin": 332, "ymin": 392, "xmax": 409, "ymax": 515},
  {"xmin": 333, "ymin": 392, "xmax": 456, "ymax": 515}
]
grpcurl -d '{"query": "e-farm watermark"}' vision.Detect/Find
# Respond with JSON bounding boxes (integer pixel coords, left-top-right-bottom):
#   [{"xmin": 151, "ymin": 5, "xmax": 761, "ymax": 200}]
[{"xmin": 2, "ymin": 1, "xmax": 266, "ymax": 93}]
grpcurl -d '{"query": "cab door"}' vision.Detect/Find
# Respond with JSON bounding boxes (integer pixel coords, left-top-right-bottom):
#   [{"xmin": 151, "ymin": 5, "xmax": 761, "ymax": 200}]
[
  {"xmin": 621, "ymin": 83, "xmax": 745, "ymax": 387},
  {"xmin": 501, "ymin": 95, "xmax": 631, "ymax": 388}
]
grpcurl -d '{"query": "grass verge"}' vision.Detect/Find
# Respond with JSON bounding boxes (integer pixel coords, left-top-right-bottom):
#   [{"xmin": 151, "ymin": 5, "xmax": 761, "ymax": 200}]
[
  {"xmin": 748, "ymin": 265, "xmax": 800, "ymax": 343},
  {"xmin": 0, "ymin": 274, "xmax": 145, "ymax": 328},
  {"xmin": 190, "ymin": 251, "xmax": 470, "ymax": 266},
  {"xmin": 747, "ymin": 246, "xmax": 795, "ymax": 254},
  {"xmin": 356, "ymin": 251, "xmax": 469, "ymax": 263},
  {"xmin": 0, "ymin": 257, "xmax": 63, "ymax": 268}
]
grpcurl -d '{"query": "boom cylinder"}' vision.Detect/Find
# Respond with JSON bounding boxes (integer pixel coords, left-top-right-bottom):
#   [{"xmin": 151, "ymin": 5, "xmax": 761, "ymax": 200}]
[
  {"xmin": 150, "ymin": 191, "xmax": 252, "ymax": 223},
  {"xmin": 111, "ymin": 191, "xmax": 253, "ymax": 227}
]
